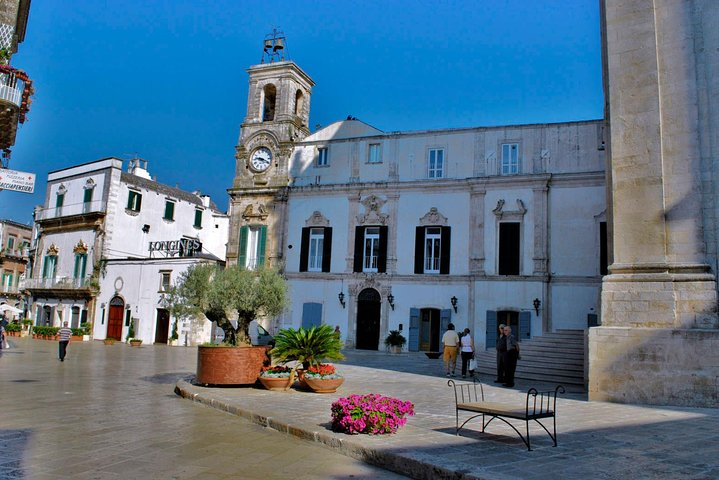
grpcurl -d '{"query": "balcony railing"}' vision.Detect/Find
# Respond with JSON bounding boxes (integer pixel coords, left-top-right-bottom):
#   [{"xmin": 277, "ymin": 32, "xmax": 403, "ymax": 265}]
[
  {"xmin": 0, "ymin": 247, "xmax": 29, "ymax": 258},
  {"xmin": 21, "ymin": 275, "xmax": 94, "ymax": 290},
  {"xmin": 0, "ymin": 285, "xmax": 20, "ymax": 294},
  {"xmin": 0, "ymin": 71, "xmax": 22, "ymax": 107},
  {"xmin": 35, "ymin": 200, "xmax": 107, "ymax": 221}
]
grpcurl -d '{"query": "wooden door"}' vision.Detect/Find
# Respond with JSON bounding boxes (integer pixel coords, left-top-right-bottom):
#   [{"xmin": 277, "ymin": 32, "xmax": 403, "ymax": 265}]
[
  {"xmin": 154, "ymin": 309, "xmax": 170, "ymax": 344},
  {"xmin": 107, "ymin": 297, "xmax": 124, "ymax": 340}
]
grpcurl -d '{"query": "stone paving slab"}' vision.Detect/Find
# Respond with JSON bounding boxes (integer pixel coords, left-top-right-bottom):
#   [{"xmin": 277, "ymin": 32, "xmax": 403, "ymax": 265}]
[{"xmin": 176, "ymin": 350, "xmax": 719, "ymax": 480}]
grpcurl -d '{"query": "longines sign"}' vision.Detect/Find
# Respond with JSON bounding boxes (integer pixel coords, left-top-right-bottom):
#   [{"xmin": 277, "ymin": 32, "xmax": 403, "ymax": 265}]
[
  {"xmin": 0, "ymin": 168, "xmax": 36, "ymax": 193},
  {"xmin": 148, "ymin": 238, "xmax": 202, "ymax": 257}
]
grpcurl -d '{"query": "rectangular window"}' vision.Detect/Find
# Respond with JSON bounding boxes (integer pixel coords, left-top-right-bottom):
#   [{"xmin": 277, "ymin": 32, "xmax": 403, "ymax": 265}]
[
  {"xmin": 73, "ymin": 253, "xmax": 87, "ymax": 280},
  {"xmin": 428, "ymin": 148, "xmax": 444, "ymax": 178},
  {"xmin": 164, "ymin": 201, "xmax": 175, "ymax": 221},
  {"xmin": 2, "ymin": 273, "xmax": 12, "ymax": 289},
  {"xmin": 363, "ymin": 227, "xmax": 380, "ymax": 272},
  {"xmin": 239, "ymin": 225, "xmax": 267, "ymax": 270},
  {"xmin": 317, "ymin": 147, "xmax": 329, "ymax": 167},
  {"xmin": 368, "ymin": 144, "xmax": 381, "ymax": 163},
  {"xmin": 42, "ymin": 256, "xmax": 57, "ymax": 280},
  {"xmin": 83, "ymin": 188, "xmax": 93, "ymax": 204},
  {"xmin": 308, "ymin": 228, "xmax": 324, "ymax": 272},
  {"xmin": 7, "ymin": 236, "xmax": 15, "ymax": 250},
  {"xmin": 498, "ymin": 222, "xmax": 520, "ymax": 275},
  {"xmin": 424, "ymin": 227, "xmax": 441, "ymax": 273},
  {"xmin": 194, "ymin": 209, "xmax": 203, "ymax": 228},
  {"xmin": 127, "ymin": 191, "xmax": 142, "ymax": 212},
  {"xmin": 501, "ymin": 143, "xmax": 519, "ymax": 175},
  {"xmin": 159, "ymin": 271, "xmax": 171, "ymax": 292},
  {"xmin": 55, "ymin": 193, "xmax": 64, "ymax": 208}
]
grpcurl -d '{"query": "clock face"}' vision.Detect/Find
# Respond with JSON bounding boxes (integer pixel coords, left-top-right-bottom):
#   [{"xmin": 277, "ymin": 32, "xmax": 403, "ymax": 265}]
[{"xmin": 250, "ymin": 147, "xmax": 273, "ymax": 172}]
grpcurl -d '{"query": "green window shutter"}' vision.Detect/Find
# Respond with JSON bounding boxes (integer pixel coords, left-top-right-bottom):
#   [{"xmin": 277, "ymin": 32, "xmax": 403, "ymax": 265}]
[
  {"xmin": 80, "ymin": 254, "xmax": 87, "ymax": 279},
  {"xmin": 127, "ymin": 192, "xmax": 133, "ymax": 210},
  {"xmin": 43, "ymin": 257, "xmax": 49, "ymax": 279},
  {"xmin": 194, "ymin": 209, "xmax": 202, "ymax": 228},
  {"xmin": 84, "ymin": 188, "xmax": 93, "ymax": 203},
  {"xmin": 73, "ymin": 255, "xmax": 80, "ymax": 279},
  {"xmin": 136, "ymin": 193, "xmax": 142, "ymax": 211},
  {"xmin": 257, "ymin": 225, "xmax": 267, "ymax": 267},
  {"xmin": 56, "ymin": 194, "xmax": 64, "ymax": 208},
  {"xmin": 164, "ymin": 202, "xmax": 175, "ymax": 220},
  {"xmin": 238, "ymin": 226, "xmax": 249, "ymax": 267}
]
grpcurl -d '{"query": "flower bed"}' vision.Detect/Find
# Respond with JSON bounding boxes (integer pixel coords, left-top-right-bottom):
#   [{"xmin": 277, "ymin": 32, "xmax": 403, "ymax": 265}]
[{"xmin": 331, "ymin": 394, "xmax": 414, "ymax": 435}]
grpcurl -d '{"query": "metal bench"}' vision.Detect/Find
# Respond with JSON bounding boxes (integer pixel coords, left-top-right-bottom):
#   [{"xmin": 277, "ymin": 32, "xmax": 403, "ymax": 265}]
[{"xmin": 448, "ymin": 379, "xmax": 565, "ymax": 450}]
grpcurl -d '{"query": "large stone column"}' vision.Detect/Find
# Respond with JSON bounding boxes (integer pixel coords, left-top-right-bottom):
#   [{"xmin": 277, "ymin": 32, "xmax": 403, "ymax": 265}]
[{"xmin": 591, "ymin": 0, "xmax": 719, "ymax": 407}]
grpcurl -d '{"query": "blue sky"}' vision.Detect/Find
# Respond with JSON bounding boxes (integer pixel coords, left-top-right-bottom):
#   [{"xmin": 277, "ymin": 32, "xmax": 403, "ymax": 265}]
[{"xmin": 1, "ymin": 0, "xmax": 603, "ymax": 224}]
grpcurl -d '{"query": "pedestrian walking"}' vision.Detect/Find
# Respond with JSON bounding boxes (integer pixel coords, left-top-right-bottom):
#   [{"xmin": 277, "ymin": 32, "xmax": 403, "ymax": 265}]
[
  {"xmin": 58, "ymin": 321, "xmax": 72, "ymax": 362},
  {"xmin": 0, "ymin": 323, "xmax": 5, "ymax": 350},
  {"xmin": 442, "ymin": 323, "xmax": 460, "ymax": 377},
  {"xmin": 494, "ymin": 323, "xmax": 506, "ymax": 383},
  {"xmin": 459, "ymin": 328, "xmax": 474, "ymax": 378},
  {"xmin": 503, "ymin": 325, "xmax": 520, "ymax": 387}
]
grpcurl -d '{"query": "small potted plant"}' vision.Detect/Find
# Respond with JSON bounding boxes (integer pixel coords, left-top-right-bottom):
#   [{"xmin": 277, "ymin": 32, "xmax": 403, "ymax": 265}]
[
  {"xmin": 303, "ymin": 363, "xmax": 344, "ymax": 393},
  {"xmin": 126, "ymin": 323, "xmax": 142, "ymax": 346},
  {"xmin": 384, "ymin": 330, "xmax": 407, "ymax": 354},
  {"xmin": 103, "ymin": 338, "xmax": 116, "ymax": 345},
  {"xmin": 258, "ymin": 365, "xmax": 293, "ymax": 391}
]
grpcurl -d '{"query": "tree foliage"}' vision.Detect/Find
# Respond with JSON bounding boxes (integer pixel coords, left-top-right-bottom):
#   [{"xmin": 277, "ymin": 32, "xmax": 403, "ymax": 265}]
[{"xmin": 168, "ymin": 263, "xmax": 287, "ymax": 346}]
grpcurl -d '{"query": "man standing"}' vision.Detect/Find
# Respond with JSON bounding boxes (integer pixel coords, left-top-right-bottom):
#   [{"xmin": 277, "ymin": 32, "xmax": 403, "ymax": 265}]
[
  {"xmin": 495, "ymin": 323, "xmax": 506, "ymax": 383},
  {"xmin": 442, "ymin": 323, "xmax": 460, "ymax": 377},
  {"xmin": 503, "ymin": 325, "xmax": 520, "ymax": 388},
  {"xmin": 58, "ymin": 321, "xmax": 72, "ymax": 362}
]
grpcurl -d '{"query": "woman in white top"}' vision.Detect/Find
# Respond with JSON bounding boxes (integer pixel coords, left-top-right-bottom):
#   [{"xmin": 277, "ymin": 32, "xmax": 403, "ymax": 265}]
[{"xmin": 460, "ymin": 328, "xmax": 475, "ymax": 378}]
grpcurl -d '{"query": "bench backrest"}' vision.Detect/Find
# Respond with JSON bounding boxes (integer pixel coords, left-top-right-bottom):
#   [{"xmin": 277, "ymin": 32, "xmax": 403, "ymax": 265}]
[
  {"xmin": 448, "ymin": 379, "xmax": 484, "ymax": 404},
  {"xmin": 526, "ymin": 386, "xmax": 565, "ymax": 417}
]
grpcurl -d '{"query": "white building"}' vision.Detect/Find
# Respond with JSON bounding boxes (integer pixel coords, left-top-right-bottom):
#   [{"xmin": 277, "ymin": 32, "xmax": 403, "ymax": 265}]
[
  {"xmin": 227, "ymin": 53, "xmax": 607, "ymax": 351},
  {"xmin": 23, "ymin": 157, "xmax": 229, "ymax": 344}
]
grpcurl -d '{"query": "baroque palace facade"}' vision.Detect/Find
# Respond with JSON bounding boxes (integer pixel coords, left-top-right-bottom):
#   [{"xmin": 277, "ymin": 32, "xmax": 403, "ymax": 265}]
[{"xmin": 227, "ymin": 58, "xmax": 607, "ymax": 352}]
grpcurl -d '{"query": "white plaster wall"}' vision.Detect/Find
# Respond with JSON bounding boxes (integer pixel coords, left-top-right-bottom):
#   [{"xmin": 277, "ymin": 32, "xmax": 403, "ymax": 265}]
[
  {"xmin": 549, "ymin": 185, "xmax": 606, "ymax": 276},
  {"xmin": 551, "ymin": 284, "xmax": 599, "ymax": 330},
  {"xmin": 473, "ymin": 280, "xmax": 544, "ymax": 347}
]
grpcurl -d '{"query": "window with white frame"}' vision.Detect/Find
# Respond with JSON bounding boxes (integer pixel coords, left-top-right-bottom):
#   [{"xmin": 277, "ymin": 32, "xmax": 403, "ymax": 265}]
[
  {"xmin": 194, "ymin": 209, "xmax": 203, "ymax": 228},
  {"xmin": 73, "ymin": 253, "xmax": 87, "ymax": 280},
  {"xmin": 159, "ymin": 271, "xmax": 171, "ymax": 292},
  {"xmin": 239, "ymin": 225, "xmax": 266, "ymax": 270},
  {"xmin": 7, "ymin": 236, "xmax": 15, "ymax": 250},
  {"xmin": 127, "ymin": 190, "xmax": 142, "ymax": 212},
  {"xmin": 428, "ymin": 148, "xmax": 444, "ymax": 178},
  {"xmin": 308, "ymin": 228, "xmax": 324, "ymax": 272},
  {"xmin": 368, "ymin": 143, "xmax": 381, "ymax": 163},
  {"xmin": 424, "ymin": 227, "xmax": 442, "ymax": 273},
  {"xmin": 363, "ymin": 227, "xmax": 380, "ymax": 272},
  {"xmin": 501, "ymin": 143, "xmax": 519, "ymax": 175},
  {"xmin": 42, "ymin": 255, "xmax": 57, "ymax": 280},
  {"xmin": 317, "ymin": 147, "xmax": 329, "ymax": 167}
]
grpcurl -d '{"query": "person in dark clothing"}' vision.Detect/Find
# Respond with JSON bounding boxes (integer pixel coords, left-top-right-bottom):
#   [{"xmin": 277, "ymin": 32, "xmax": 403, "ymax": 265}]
[
  {"xmin": 494, "ymin": 323, "xmax": 506, "ymax": 383},
  {"xmin": 503, "ymin": 325, "xmax": 520, "ymax": 387}
]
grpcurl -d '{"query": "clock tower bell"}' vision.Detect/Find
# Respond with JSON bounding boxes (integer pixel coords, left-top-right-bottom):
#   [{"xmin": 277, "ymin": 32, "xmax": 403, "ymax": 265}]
[{"xmin": 227, "ymin": 32, "xmax": 314, "ymax": 269}]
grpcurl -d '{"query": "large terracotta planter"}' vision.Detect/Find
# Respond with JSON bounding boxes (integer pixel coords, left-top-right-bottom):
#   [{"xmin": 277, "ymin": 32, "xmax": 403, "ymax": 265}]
[
  {"xmin": 258, "ymin": 376, "xmax": 293, "ymax": 391},
  {"xmin": 196, "ymin": 345, "xmax": 269, "ymax": 386},
  {"xmin": 304, "ymin": 376, "xmax": 345, "ymax": 394}
]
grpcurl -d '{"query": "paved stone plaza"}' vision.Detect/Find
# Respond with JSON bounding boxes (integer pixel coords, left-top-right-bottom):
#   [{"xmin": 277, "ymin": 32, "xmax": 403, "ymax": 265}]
[
  {"xmin": 2, "ymin": 338, "xmax": 719, "ymax": 479},
  {"xmin": 0, "ymin": 338, "xmax": 405, "ymax": 479}
]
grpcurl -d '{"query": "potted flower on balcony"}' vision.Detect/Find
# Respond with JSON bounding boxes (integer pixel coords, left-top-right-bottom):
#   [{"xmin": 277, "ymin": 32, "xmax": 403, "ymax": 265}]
[
  {"xmin": 384, "ymin": 330, "xmax": 407, "ymax": 354},
  {"xmin": 169, "ymin": 264, "xmax": 287, "ymax": 386}
]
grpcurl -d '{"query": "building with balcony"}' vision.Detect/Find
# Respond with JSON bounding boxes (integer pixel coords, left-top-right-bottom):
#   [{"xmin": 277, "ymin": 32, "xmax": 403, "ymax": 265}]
[
  {"xmin": 0, "ymin": 0, "xmax": 32, "ymax": 165},
  {"xmin": 0, "ymin": 218, "xmax": 31, "ymax": 313},
  {"xmin": 23, "ymin": 157, "xmax": 229, "ymax": 344}
]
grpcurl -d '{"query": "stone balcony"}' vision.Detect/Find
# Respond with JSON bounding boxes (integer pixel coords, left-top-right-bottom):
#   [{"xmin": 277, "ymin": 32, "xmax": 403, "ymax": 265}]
[
  {"xmin": 21, "ymin": 275, "xmax": 96, "ymax": 300},
  {"xmin": 0, "ymin": 70, "xmax": 22, "ymax": 150}
]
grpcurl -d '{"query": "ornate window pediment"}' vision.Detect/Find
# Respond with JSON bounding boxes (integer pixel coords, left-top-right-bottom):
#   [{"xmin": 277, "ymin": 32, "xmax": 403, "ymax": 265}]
[
  {"xmin": 242, "ymin": 203, "xmax": 268, "ymax": 221},
  {"xmin": 492, "ymin": 199, "xmax": 527, "ymax": 219},
  {"xmin": 57, "ymin": 184, "xmax": 66, "ymax": 195},
  {"xmin": 84, "ymin": 178, "xmax": 96, "ymax": 190},
  {"xmin": 356, "ymin": 194, "xmax": 388, "ymax": 225},
  {"xmin": 73, "ymin": 240, "xmax": 89, "ymax": 254},
  {"xmin": 419, "ymin": 207, "xmax": 448, "ymax": 226},
  {"xmin": 47, "ymin": 244, "xmax": 59, "ymax": 256},
  {"xmin": 305, "ymin": 211, "xmax": 330, "ymax": 227}
]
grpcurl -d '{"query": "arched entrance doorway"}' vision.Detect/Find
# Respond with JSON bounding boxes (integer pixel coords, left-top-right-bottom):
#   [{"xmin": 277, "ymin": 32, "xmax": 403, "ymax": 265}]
[
  {"xmin": 107, "ymin": 296, "xmax": 125, "ymax": 340},
  {"xmin": 356, "ymin": 288, "xmax": 381, "ymax": 350}
]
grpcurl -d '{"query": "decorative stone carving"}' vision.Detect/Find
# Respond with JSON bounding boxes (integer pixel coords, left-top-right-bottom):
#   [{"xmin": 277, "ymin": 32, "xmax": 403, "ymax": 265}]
[
  {"xmin": 242, "ymin": 203, "xmax": 268, "ymax": 221},
  {"xmin": 492, "ymin": 199, "xmax": 527, "ymax": 219},
  {"xmin": 73, "ymin": 240, "xmax": 89, "ymax": 254},
  {"xmin": 356, "ymin": 194, "xmax": 388, "ymax": 225},
  {"xmin": 419, "ymin": 207, "xmax": 448, "ymax": 226},
  {"xmin": 305, "ymin": 211, "xmax": 330, "ymax": 227},
  {"xmin": 84, "ymin": 178, "xmax": 95, "ymax": 189},
  {"xmin": 349, "ymin": 276, "xmax": 382, "ymax": 296},
  {"xmin": 47, "ymin": 244, "xmax": 59, "ymax": 256}
]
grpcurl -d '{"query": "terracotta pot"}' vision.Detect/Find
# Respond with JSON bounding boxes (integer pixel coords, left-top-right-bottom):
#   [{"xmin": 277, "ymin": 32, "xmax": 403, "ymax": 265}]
[
  {"xmin": 296, "ymin": 369, "xmax": 310, "ymax": 391},
  {"xmin": 103, "ymin": 338, "xmax": 115, "ymax": 345},
  {"xmin": 304, "ymin": 376, "xmax": 345, "ymax": 394},
  {"xmin": 196, "ymin": 345, "xmax": 269, "ymax": 386},
  {"xmin": 258, "ymin": 376, "xmax": 293, "ymax": 391},
  {"xmin": 129, "ymin": 340, "xmax": 142, "ymax": 347}
]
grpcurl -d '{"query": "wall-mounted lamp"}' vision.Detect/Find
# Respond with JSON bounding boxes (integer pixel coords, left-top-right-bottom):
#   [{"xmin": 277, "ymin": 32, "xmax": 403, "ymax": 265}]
[
  {"xmin": 533, "ymin": 298, "xmax": 541, "ymax": 316},
  {"xmin": 338, "ymin": 291, "xmax": 346, "ymax": 309},
  {"xmin": 387, "ymin": 293, "xmax": 395, "ymax": 311},
  {"xmin": 100, "ymin": 303, "xmax": 106, "ymax": 309},
  {"xmin": 142, "ymin": 224, "xmax": 150, "ymax": 233},
  {"xmin": 450, "ymin": 296, "xmax": 458, "ymax": 313}
]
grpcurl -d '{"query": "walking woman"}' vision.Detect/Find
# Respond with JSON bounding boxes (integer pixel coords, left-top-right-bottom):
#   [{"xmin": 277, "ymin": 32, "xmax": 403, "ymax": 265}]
[{"xmin": 459, "ymin": 328, "xmax": 475, "ymax": 378}]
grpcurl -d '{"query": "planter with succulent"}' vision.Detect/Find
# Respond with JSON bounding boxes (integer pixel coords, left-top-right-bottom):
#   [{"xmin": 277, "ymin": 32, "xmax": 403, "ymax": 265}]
[
  {"xmin": 384, "ymin": 330, "xmax": 407, "ymax": 354},
  {"xmin": 269, "ymin": 324, "xmax": 344, "ymax": 392}
]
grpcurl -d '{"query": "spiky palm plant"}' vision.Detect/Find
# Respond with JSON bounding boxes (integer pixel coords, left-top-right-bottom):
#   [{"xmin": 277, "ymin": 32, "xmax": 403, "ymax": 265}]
[{"xmin": 270, "ymin": 325, "xmax": 344, "ymax": 386}]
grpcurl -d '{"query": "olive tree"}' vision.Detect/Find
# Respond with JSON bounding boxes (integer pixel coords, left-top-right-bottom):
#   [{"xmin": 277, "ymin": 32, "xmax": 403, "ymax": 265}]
[{"xmin": 168, "ymin": 263, "xmax": 287, "ymax": 346}]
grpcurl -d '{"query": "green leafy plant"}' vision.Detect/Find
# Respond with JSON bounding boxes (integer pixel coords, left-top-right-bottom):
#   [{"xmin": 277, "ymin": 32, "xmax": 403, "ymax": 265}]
[
  {"xmin": 126, "ymin": 322, "xmax": 135, "ymax": 342},
  {"xmin": 384, "ymin": 330, "xmax": 407, "ymax": 347},
  {"xmin": 168, "ymin": 264, "xmax": 287, "ymax": 346},
  {"xmin": 270, "ymin": 325, "xmax": 344, "ymax": 369},
  {"xmin": 170, "ymin": 319, "xmax": 179, "ymax": 341}
]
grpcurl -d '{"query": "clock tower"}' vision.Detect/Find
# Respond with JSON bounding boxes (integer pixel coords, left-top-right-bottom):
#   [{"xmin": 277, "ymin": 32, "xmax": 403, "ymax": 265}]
[{"xmin": 227, "ymin": 33, "xmax": 314, "ymax": 269}]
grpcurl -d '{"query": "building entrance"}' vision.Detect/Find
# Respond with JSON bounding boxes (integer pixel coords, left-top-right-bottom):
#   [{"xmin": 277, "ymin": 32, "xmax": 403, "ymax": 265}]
[
  {"xmin": 155, "ymin": 308, "xmax": 170, "ymax": 344},
  {"xmin": 356, "ymin": 288, "xmax": 380, "ymax": 350},
  {"xmin": 420, "ymin": 308, "xmax": 441, "ymax": 352},
  {"xmin": 107, "ymin": 296, "xmax": 124, "ymax": 340}
]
